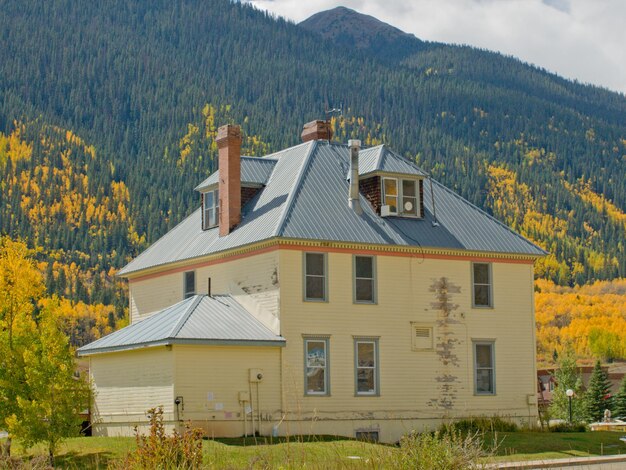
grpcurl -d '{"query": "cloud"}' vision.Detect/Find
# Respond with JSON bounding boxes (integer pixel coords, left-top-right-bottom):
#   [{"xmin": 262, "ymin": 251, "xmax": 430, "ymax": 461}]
[{"xmin": 247, "ymin": 0, "xmax": 626, "ymax": 94}]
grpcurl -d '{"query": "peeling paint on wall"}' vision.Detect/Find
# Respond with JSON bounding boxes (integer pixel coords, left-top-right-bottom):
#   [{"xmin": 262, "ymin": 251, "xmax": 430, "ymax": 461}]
[{"xmin": 427, "ymin": 277, "xmax": 465, "ymax": 411}]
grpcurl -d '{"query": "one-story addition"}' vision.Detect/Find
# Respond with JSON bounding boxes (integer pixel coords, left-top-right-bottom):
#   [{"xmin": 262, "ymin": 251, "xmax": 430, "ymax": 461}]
[{"xmin": 78, "ymin": 120, "xmax": 546, "ymax": 443}]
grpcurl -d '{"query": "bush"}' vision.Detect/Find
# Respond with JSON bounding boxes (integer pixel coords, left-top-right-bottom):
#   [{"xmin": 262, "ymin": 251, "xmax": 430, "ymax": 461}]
[
  {"xmin": 371, "ymin": 428, "xmax": 491, "ymax": 469},
  {"xmin": 0, "ymin": 455, "xmax": 51, "ymax": 470},
  {"xmin": 550, "ymin": 422, "xmax": 588, "ymax": 432},
  {"xmin": 111, "ymin": 407, "xmax": 203, "ymax": 470},
  {"xmin": 440, "ymin": 416, "xmax": 519, "ymax": 434}
]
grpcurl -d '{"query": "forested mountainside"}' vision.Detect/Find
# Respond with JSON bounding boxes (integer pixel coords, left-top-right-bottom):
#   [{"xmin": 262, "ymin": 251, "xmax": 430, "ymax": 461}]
[{"xmin": 1, "ymin": 0, "xmax": 625, "ymax": 332}]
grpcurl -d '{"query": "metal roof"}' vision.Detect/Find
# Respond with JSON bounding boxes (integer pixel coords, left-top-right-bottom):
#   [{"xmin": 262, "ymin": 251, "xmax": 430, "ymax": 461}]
[
  {"xmin": 77, "ymin": 295, "xmax": 285, "ymax": 355},
  {"xmin": 358, "ymin": 145, "xmax": 427, "ymax": 177},
  {"xmin": 118, "ymin": 140, "xmax": 545, "ymax": 276},
  {"xmin": 194, "ymin": 156, "xmax": 278, "ymax": 191}
]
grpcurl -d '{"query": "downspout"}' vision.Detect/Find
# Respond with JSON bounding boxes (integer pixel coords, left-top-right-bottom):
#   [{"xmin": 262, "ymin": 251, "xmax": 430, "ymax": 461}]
[{"xmin": 348, "ymin": 139, "xmax": 363, "ymax": 215}]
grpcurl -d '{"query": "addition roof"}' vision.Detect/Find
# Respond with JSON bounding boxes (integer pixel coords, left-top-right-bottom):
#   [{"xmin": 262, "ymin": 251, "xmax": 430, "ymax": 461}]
[
  {"xmin": 118, "ymin": 141, "xmax": 546, "ymax": 276},
  {"xmin": 77, "ymin": 295, "xmax": 285, "ymax": 356}
]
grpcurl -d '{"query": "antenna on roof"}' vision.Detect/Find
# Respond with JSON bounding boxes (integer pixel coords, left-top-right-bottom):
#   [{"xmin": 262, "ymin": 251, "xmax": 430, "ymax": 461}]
[
  {"xmin": 429, "ymin": 176, "xmax": 440, "ymax": 227},
  {"xmin": 324, "ymin": 103, "xmax": 342, "ymax": 142}
]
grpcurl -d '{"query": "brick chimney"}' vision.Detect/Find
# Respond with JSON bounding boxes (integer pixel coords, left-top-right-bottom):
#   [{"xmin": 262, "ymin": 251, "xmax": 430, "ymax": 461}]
[
  {"xmin": 216, "ymin": 124, "xmax": 242, "ymax": 237},
  {"xmin": 301, "ymin": 120, "xmax": 333, "ymax": 142}
]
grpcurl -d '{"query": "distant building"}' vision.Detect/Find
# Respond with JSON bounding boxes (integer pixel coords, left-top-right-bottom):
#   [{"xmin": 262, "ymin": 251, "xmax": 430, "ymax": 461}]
[{"xmin": 79, "ymin": 121, "xmax": 545, "ymax": 443}]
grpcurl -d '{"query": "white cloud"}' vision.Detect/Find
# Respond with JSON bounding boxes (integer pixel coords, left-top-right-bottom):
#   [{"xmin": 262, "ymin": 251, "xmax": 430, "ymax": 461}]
[{"xmin": 248, "ymin": 0, "xmax": 626, "ymax": 94}]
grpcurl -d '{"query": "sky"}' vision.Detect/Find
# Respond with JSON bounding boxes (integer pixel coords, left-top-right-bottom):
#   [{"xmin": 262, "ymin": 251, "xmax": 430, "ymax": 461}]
[{"xmin": 247, "ymin": 0, "xmax": 626, "ymax": 95}]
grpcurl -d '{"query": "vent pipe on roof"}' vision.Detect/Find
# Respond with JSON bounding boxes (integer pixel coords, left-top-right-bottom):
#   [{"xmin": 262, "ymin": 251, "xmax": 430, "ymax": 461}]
[
  {"xmin": 348, "ymin": 139, "xmax": 363, "ymax": 215},
  {"xmin": 216, "ymin": 124, "xmax": 242, "ymax": 237}
]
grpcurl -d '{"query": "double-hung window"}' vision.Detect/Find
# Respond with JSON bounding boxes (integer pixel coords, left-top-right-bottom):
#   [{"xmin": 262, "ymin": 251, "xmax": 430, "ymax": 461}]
[
  {"xmin": 304, "ymin": 253, "xmax": 327, "ymax": 301},
  {"xmin": 474, "ymin": 341, "xmax": 495, "ymax": 395},
  {"xmin": 304, "ymin": 338, "xmax": 329, "ymax": 395},
  {"xmin": 382, "ymin": 178, "xmax": 420, "ymax": 217},
  {"xmin": 472, "ymin": 262, "xmax": 492, "ymax": 307},
  {"xmin": 355, "ymin": 338, "xmax": 379, "ymax": 395},
  {"xmin": 183, "ymin": 271, "xmax": 196, "ymax": 299},
  {"xmin": 202, "ymin": 189, "xmax": 219, "ymax": 230},
  {"xmin": 354, "ymin": 255, "xmax": 376, "ymax": 303}
]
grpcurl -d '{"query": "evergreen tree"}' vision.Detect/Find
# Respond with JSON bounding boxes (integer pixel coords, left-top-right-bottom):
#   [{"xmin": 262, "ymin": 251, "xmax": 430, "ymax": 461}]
[
  {"xmin": 549, "ymin": 348, "xmax": 585, "ymax": 422},
  {"xmin": 613, "ymin": 376, "xmax": 626, "ymax": 418},
  {"xmin": 584, "ymin": 360, "xmax": 613, "ymax": 422}
]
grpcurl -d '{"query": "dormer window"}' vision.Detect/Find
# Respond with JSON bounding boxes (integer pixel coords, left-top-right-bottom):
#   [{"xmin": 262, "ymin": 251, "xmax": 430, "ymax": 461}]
[
  {"xmin": 202, "ymin": 189, "xmax": 219, "ymax": 230},
  {"xmin": 381, "ymin": 177, "xmax": 420, "ymax": 217}
]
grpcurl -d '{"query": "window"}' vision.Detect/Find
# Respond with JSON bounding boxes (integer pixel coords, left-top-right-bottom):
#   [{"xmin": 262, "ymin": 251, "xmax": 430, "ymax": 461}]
[
  {"xmin": 355, "ymin": 430, "xmax": 379, "ymax": 442},
  {"xmin": 381, "ymin": 178, "xmax": 421, "ymax": 217},
  {"xmin": 474, "ymin": 341, "xmax": 495, "ymax": 395},
  {"xmin": 472, "ymin": 263, "xmax": 492, "ymax": 307},
  {"xmin": 304, "ymin": 253, "xmax": 327, "ymax": 301},
  {"xmin": 183, "ymin": 271, "xmax": 196, "ymax": 299},
  {"xmin": 304, "ymin": 338, "xmax": 329, "ymax": 395},
  {"xmin": 202, "ymin": 189, "xmax": 219, "ymax": 230},
  {"xmin": 355, "ymin": 338, "xmax": 379, "ymax": 395},
  {"xmin": 354, "ymin": 255, "xmax": 376, "ymax": 303}
]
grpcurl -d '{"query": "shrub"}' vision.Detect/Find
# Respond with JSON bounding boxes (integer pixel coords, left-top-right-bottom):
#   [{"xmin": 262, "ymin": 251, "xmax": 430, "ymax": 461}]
[
  {"xmin": 550, "ymin": 422, "xmax": 588, "ymax": 432},
  {"xmin": 111, "ymin": 407, "xmax": 203, "ymax": 470},
  {"xmin": 441, "ymin": 416, "xmax": 519, "ymax": 434},
  {"xmin": 0, "ymin": 455, "xmax": 51, "ymax": 469}
]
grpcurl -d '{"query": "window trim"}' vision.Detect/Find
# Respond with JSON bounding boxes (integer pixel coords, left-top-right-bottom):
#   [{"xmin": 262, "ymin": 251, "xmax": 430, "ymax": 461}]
[
  {"xmin": 303, "ymin": 336, "xmax": 330, "ymax": 396},
  {"xmin": 471, "ymin": 262, "xmax": 493, "ymax": 308},
  {"xmin": 303, "ymin": 252, "xmax": 328, "ymax": 302},
  {"xmin": 202, "ymin": 188, "xmax": 219, "ymax": 230},
  {"xmin": 473, "ymin": 340, "xmax": 496, "ymax": 396},
  {"xmin": 354, "ymin": 337, "xmax": 380, "ymax": 396},
  {"xmin": 183, "ymin": 270, "xmax": 196, "ymax": 299},
  {"xmin": 381, "ymin": 176, "xmax": 422, "ymax": 218},
  {"xmin": 353, "ymin": 255, "xmax": 377, "ymax": 304}
]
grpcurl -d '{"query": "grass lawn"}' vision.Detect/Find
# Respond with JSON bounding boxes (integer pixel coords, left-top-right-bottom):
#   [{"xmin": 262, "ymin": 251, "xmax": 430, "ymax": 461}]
[{"xmin": 2, "ymin": 431, "xmax": 626, "ymax": 468}]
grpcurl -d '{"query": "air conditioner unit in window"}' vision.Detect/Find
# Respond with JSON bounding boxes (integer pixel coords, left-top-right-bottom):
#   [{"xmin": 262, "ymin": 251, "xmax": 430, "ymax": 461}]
[{"xmin": 380, "ymin": 205, "xmax": 392, "ymax": 217}]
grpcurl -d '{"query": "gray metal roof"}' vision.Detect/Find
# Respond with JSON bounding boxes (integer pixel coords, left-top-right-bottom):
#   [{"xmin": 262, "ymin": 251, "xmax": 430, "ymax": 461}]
[
  {"xmin": 194, "ymin": 156, "xmax": 277, "ymax": 191},
  {"xmin": 77, "ymin": 295, "xmax": 285, "ymax": 355},
  {"xmin": 118, "ymin": 141, "xmax": 545, "ymax": 276},
  {"xmin": 358, "ymin": 145, "xmax": 427, "ymax": 177}
]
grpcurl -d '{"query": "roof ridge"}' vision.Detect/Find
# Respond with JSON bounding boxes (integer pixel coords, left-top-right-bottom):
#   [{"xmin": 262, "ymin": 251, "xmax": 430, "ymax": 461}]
[
  {"xmin": 430, "ymin": 178, "xmax": 547, "ymax": 254},
  {"xmin": 168, "ymin": 295, "xmax": 204, "ymax": 338},
  {"xmin": 274, "ymin": 140, "xmax": 317, "ymax": 236},
  {"xmin": 375, "ymin": 145, "xmax": 385, "ymax": 170}
]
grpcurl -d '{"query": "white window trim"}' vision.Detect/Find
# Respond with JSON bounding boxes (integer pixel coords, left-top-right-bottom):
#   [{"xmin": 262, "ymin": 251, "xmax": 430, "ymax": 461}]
[
  {"xmin": 471, "ymin": 262, "xmax": 493, "ymax": 308},
  {"xmin": 304, "ymin": 337, "xmax": 330, "ymax": 396},
  {"xmin": 202, "ymin": 188, "xmax": 219, "ymax": 230},
  {"xmin": 473, "ymin": 340, "xmax": 496, "ymax": 395},
  {"xmin": 381, "ymin": 177, "xmax": 421, "ymax": 218},
  {"xmin": 354, "ymin": 337, "xmax": 380, "ymax": 396},
  {"xmin": 183, "ymin": 270, "xmax": 196, "ymax": 299},
  {"xmin": 303, "ymin": 252, "xmax": 328, "ymax": 302},
  {"xmin": 353, "ymin": 255, "xmax": 377, "ymax": 304}
]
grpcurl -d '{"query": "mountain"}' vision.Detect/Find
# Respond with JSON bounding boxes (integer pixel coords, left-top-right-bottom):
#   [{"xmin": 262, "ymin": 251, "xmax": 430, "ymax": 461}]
[{"xmin": 0, "ymin": 0, "xmax": 625, "ymax": 304}]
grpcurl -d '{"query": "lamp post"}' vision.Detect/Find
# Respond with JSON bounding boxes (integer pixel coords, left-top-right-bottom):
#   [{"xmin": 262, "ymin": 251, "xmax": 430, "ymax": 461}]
[{"xmin": 566, "ymin": 389, "xmax": 574, "ymax": 423}]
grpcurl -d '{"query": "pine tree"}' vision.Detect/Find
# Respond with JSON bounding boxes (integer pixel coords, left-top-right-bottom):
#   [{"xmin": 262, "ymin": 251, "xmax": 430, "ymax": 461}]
[
  {"xmin": 584, "ymin": 360, "xmax": 613, "ymax": 422},
  {"xmin": 614, "ymin": 377, "xmax": 626, "ymax": 418}
]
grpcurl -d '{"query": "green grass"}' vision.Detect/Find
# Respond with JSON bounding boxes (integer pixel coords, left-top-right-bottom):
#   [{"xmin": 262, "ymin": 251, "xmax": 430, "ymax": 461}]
[{"xmin": 3, "ymin": 431, "xmax": 626, "ymax": 469}]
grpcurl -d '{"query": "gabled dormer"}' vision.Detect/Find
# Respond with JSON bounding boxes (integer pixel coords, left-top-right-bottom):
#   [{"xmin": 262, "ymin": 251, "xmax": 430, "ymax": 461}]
[
  {"xmin": 356, "ymin": 145, "xmax": 427, "ymax": 218},
  {"xmin": 194, "ymin": 125, "xmax": 277, "ymax": 234}
]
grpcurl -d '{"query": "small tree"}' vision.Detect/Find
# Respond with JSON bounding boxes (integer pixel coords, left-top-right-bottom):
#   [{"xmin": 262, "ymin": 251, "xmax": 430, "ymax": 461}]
[
  {"xmin": 584, "ymin": 360, "xmax": 612, "ymax": 423},
  {"xmin": 6, "ymin": 298, "xmax": 90, "ymax": 467},
  {"xmin": 549, "ymin": 348, "xmax": 585, "ymax": 422},
  {"xmin": 614, "ymin": 376, "xmax": 626, "ymax": 418}
]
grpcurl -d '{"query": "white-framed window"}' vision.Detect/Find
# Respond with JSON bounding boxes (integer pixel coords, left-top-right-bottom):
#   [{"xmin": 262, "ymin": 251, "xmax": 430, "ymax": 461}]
[
  {"xmin": 202, "ymin": 188, "xmax": 219, "ymax": 230},
  {"xmin": 354, "ymin": 255, "xmax": 376, "ymax": 303},
  {"xmin": 355, "ymin": 338, "xmax": 379, "ymax": 396},
  {"xmin": 304, "ymin": 337, "xmax": 329, "ymax": 396},
  {"xmin": 473, "ymin": 341, "xmax": 495, "ymax": 395},
  {"xmin": 304, "ymin": 252, "xmax": 327, "ymax": 301},
  {"xmin": 381, "ymin": 177, "xmax": 421, "ymax": 217},
  {"xmin": 183, "ymin": 271, "xmax": 196, "ymax": 299},
  {"xmin": 472, "ymin": 262, "xmax": 493, "ymax": 307}
]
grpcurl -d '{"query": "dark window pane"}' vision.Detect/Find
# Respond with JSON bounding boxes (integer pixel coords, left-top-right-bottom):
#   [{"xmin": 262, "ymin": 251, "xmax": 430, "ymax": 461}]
[
  {"xmin": 184, "ymin": 271, "xmax": 195, "ymax": 298},
  {"xmin": 357, "ymin": 369, "xmax": 375, "ymax": 393},
  {"xmin": 476, "ymin": 369, "xmax": 493, "ymax": 393},
  {"xmin": 473, "ymin": 263, "xmax": 490, "ymax": 284},
  {"xmin": 476, "ymin": 344, "xmax": 492, "ymax": 368},
  {"xmin": 306, "ymin": 276, "xmax": 324, "ymax": 300},
  {"xmin": 402, "ymin": 196, "xmax": 417, "ymax": 216},
  {"xmin": 355, "ymin": 256, "xmax": 373, "ymax": 278},
  {"xmin": 356, "ymin": 279, "xmax": 373, "ymax": 302},
  {"xmin": 402, "ymin": 180, "xmax": 416, "ymax": 197},
  {"xmin": 357, "ymin": 342, "xmax": 375, "ymax": 367},
  {"xmin": 306, "ymin": 368, "xmax": 325, "ymax": 393},
  {"xmin": 206, "ymin": 191, "xmax": 213, "ymax": 208},
  {"xmin": 474, "ymin": 285, "xmax": 490, "ymax": 306},
  {"xmin": 306, "ymin": 253, "xmax": 324, "ymax": 276}
]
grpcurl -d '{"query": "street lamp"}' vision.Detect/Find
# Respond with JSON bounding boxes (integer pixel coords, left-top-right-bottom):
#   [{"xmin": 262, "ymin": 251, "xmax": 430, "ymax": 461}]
[{"xmin": 566, "ymin": 389, "xmax": 574, "ymax": 423}]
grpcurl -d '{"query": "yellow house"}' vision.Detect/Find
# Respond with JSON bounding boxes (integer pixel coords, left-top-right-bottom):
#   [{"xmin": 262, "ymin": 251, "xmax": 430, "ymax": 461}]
[{"xmin": 78, "ymin": 121, "xmax": 545, "ymax": 443}]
